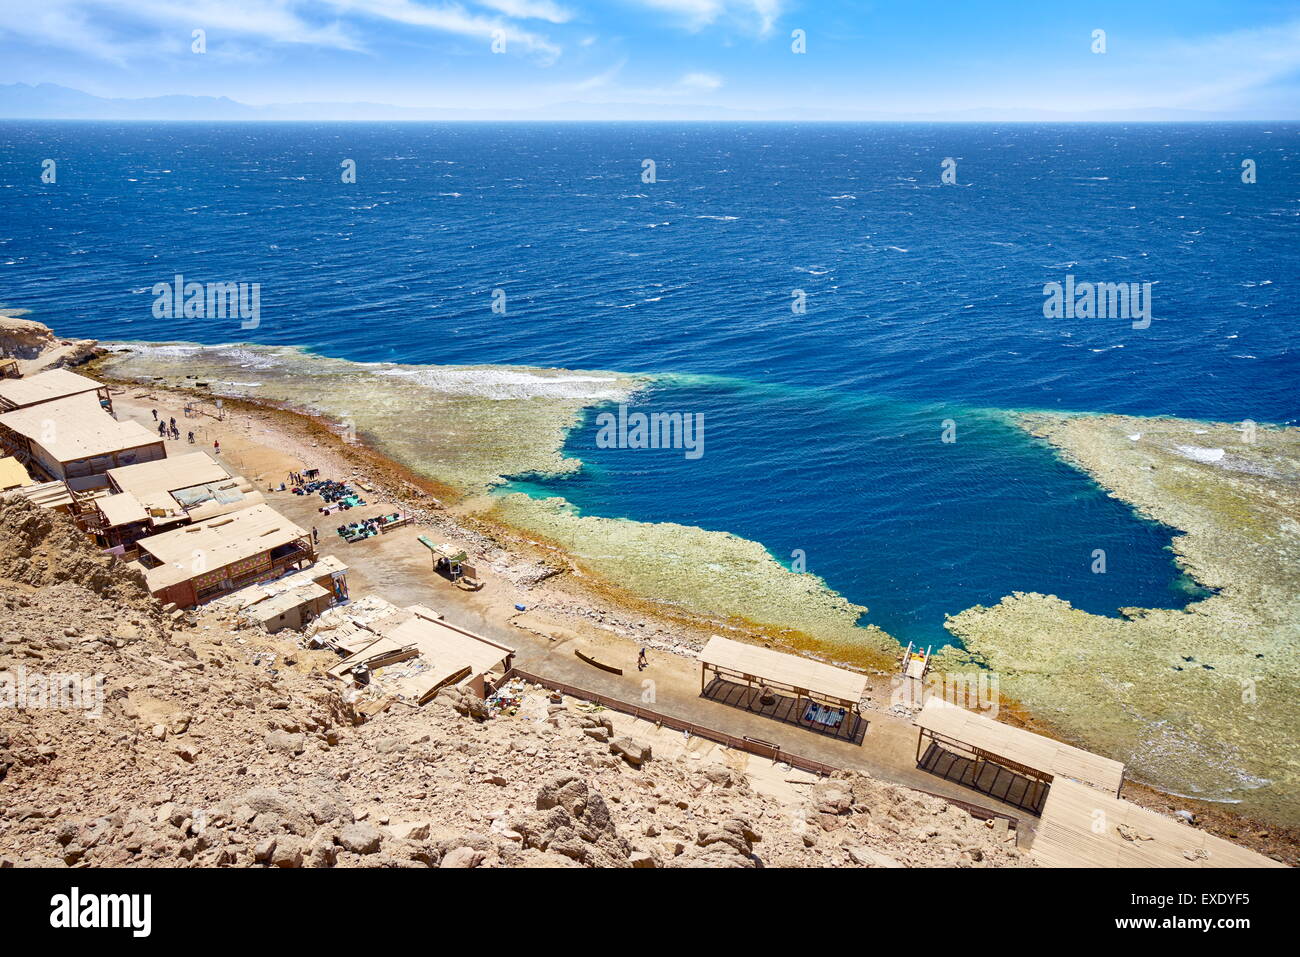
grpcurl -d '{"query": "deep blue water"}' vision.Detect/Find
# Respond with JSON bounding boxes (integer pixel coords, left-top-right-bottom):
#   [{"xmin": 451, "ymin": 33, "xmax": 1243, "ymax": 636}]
[{"xmin": 1, "ymin": 122, "xmax": 1295, "ymax": 644}]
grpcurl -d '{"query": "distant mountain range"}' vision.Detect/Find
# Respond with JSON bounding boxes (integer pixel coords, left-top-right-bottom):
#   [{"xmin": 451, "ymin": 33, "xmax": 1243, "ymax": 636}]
[{"xmin": 0, "ymin": 82, "xmax": 1288, "ymax": 122}]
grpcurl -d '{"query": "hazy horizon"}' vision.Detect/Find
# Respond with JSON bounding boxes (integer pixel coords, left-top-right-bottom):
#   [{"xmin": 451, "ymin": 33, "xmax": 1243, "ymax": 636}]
[{"xmin": 1, "ymin": 2, "xmax": 1298, "ymax": 122}]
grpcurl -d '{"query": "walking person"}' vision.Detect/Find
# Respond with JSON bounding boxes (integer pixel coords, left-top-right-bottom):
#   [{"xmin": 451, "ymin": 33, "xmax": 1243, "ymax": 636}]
[
  {"xmin": 151, "ymin": 408, "xmax": 158, "ymax": 421},
  {"xmin": 638, "ymin": 647, "xmax": 648, "ymax": 671},
  {"xmin": 213, "ymin": 439, "xmax": 221, "ymax": 455},
  {"xmin": 187, "ymin": 431, "xmax": 195, "ymax": 444}
]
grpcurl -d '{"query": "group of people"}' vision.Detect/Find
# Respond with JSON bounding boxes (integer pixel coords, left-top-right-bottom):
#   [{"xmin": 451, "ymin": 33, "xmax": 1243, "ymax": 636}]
[{"xmin": 152, "ymin": 410, "xmax": 195, "ymax": 444}]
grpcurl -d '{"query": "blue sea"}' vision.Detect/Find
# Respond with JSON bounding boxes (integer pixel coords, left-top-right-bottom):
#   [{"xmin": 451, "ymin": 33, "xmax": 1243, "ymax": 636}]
[{"xmin": 1, "ymin": 121, "xmax": 1296, "ymax": 645}]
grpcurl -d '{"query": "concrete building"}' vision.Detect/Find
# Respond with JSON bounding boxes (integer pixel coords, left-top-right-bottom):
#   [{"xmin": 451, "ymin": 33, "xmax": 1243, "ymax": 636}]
[
  {"xmin": 0, "ymin": 393, "xmax": 164, "ymax": 485},
  {"xmin": 89, "ymin": 451, "xmax": 263, "ymax": 551},
  {"xmin": 131, "ymin": 503, "xmax": 315, "ymax": 608}
]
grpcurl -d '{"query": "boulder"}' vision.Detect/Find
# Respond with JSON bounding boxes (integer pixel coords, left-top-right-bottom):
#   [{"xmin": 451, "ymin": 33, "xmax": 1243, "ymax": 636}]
[
  {"xmin": 338, "ymin": 822, "xmax": 384, "ymax": 855},
  {"xmin": 609, "ymin": 736, "xmax": 652, "ymax": 767}
]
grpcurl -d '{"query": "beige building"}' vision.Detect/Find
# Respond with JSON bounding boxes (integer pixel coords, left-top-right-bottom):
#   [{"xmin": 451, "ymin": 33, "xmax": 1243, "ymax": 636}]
[
  {"xmin": 0, "ymin": 455, "xmax": 32, "ymax": 492},
  {"xmin": 0, "ymin": 368, "xmax": 112, "ymax": 413},
  {"xmin": 0, "ymin": 393, "xmax": 164, "ymax": 485},
  {"xmin": 131, "ymin": 503, "xmax": 315, "ymax": 608},
  {"xmin": 90, "ymin": 451, "xmax": 263, "ymax": 551},
  {"xmin": 313, "ymin": 600, "xmax": 515, "ymax": 702},
  {"xmin": 210, "ymin": 556, "xmax": 349, "ymax": 633}
]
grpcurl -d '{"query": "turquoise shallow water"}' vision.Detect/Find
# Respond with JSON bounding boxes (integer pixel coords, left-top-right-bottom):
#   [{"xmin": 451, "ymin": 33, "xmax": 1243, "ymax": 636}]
[{"xmin": 1, "ymin": 121, "xmax": 1294, "ymax": 644}]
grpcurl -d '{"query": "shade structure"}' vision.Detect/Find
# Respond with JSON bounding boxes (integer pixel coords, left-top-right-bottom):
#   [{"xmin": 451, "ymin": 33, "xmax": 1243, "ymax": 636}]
[{"xmin": 698, "ymin": 635, "xmax": 866, "ymax": 707}]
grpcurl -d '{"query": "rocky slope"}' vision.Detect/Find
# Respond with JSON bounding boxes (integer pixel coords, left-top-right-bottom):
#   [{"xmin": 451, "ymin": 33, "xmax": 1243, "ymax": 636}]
[
  {"xmin": 0, "ymin": 311, "xmax": 98, "ymax": 374},
  {"xmin": 0, "ymin": 498, "xmax": 1026, "ymax": 868}
]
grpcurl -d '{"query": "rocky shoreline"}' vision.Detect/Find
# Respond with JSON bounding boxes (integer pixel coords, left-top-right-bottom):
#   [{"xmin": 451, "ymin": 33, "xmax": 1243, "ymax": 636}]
[{"xmin": 4, "ymin": 314, "xmax": 1295, "ymax": 862}]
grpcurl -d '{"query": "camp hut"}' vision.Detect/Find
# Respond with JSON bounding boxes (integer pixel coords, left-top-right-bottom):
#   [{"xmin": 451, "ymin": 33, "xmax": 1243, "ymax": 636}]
[
  {"xmin": 377, "ymin": 608, "xmax": 515, "ymax": 702},
  {"xmin": 322, "ymin": 603, "xmax": 515, "ymax": 703},
  {"xmin": 698, "ymin": 635, "xmax": 867, "ymax": 742},
  {"xmin": 419, "ymin": 537, "xmax": 481, "ymax": 586},
  {"xmin": 209, "ymin": 555, "xmax": 350, "ymax": 632},
  {"xmin": 105, "ymin": 451, "xmax": 261, "ymax": 530},
  {"xmin": 0, "ymin": 368, "xmax": 112, "ymax": 413},
  {"xmin": 132, "ymin": 503, "xmax": 314, "ymax": 608},
  {"xmin": 914, "ymin": 698, "xmax": 1126, "ymax": 814},
  {"xmin": 0, "ymin": 394, "xmax": 164, "ymax": 485},
  {"xmin": 92, "ymin": 491, "xmax": 152, "ymax": 551}
]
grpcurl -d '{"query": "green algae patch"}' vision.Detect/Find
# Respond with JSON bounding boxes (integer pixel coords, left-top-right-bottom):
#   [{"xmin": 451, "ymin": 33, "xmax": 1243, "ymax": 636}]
[
  {"xmin": 487, "ymin": 492, "xmax": 899, "ymax": 667},
  {"xmin": 98, "ymin": 342, "xmax": 644, "ymax": 494},
  {"xmin": 939, "ymin": 412, "xmax": 1300, "ymax": 825}
]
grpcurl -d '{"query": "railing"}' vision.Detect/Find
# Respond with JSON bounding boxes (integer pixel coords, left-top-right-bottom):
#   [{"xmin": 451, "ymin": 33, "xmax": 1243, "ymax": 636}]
[
  {"xmin": 502, "ymin": 666, "xmax": 1020, "ymax": 829},
  {"xmin": 509, "ymin": 667, "xmax": 844, "ymax": 778}
]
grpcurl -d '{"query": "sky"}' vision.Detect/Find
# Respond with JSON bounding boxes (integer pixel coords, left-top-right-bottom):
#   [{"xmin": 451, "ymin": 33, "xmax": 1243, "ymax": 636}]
[{"xmin": 0, "ymin": 0, "xmax": 1298, "ymax": 117}]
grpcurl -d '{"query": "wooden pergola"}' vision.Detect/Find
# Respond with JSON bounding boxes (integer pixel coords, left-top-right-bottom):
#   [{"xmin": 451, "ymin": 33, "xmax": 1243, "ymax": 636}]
[
  {"xmin": 915, "ymin": 699, "xmax": 1125, "ymax": 813},
  {"xmin": 698, "ymin": 636, "xmax": 866, "ymax": 739}
]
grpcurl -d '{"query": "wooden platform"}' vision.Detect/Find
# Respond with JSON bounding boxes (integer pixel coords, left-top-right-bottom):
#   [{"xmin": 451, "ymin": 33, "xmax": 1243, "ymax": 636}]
[
  {"xmin": 916, "ymin": 698, "xmax": 1125, "ymax": 795},
  {"xmin": 1033, "ymin": 778, "xmax": 1286, "ymax": 868}
]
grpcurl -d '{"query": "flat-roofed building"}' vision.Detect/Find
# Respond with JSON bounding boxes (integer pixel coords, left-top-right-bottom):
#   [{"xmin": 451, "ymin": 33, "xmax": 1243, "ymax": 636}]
[
  {"xmin": 0, "ymin": 368, "xmax": 112, "ymax": 413},
  {"xmin": 4, "ymin": 479, "xmax": 82, "ymax": 513},
  {"xmin": 0, "ymin": 393, "xmax": 164, "ymax": 484},
  {"xmin": 312, "ymin": 599, "xmax": 514, "ymax": 702},
  {"xmin": 698, "ymin": 635, "xmax": 867, "ymax": 743},
  {"xmin": 131, "ymin": 503, "xmax": 315, "ymax": 608},
  {"xmin": 914, "ymin": 698, "xmax": 1126, "ymax": 814},
  {"xmin": 209, "ymin": 556, "xmax": 349, "ymax": 632},
  {"xmin": 90, "ymin": 451, "xmax": 264, "ymax": 550},
  {"xmin": 1033, "ymin": 778, "xmax": 1285, "ymax": 868}
]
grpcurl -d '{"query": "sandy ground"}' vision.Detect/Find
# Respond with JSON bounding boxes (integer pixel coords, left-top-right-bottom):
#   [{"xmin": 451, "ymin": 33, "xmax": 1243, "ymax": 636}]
[{"xmin": 102, "ymin": 382, "xmax": 1298, "ymax": 863}]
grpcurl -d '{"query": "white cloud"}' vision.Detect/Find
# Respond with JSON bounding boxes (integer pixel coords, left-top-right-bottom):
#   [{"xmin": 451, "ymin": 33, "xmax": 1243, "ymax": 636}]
[
  {"xmin": 324, "ymin": 0, "xmax": 562, "ymax": 61},
  {"xmin": 679, "ymin": 70, "xmax": 721, "ymax": 90},
  {"xmin": 0, "ymin": 0, "xmax": 565, "ymax": 65},
  {"xmin": 570, "ymin": 58, "xmax": 626, "ymax": 90},
  {"xmin": 475, "ymin": 0, "xmax": 573, "ymax": 23},
  {"xmin": 0, "ymin": 0, "xmax": 365, "ymax": 63},
  {"xmin": 1155, "ymin": 19, "xmax": 1300, "ymax": 108},
  {"xmin": 631, "ymin": 0, "xmax": 782, "ymax": 36}
]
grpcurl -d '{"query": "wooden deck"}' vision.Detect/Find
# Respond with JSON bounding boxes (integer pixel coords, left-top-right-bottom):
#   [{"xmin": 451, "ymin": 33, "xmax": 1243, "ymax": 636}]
[
  {"xmin": 919, "ymin": 740, "xmax": 1050, "ymax": 814},
  {"xmin": 702, "ymin": 676, "xmax": 867, "ymax": 745}
]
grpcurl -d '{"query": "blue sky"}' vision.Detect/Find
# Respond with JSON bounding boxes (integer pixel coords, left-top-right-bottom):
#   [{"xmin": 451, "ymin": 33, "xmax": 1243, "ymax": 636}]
[{"xmin": 1, "ymin": 0, "xmax": 1298, "ymax": 116}]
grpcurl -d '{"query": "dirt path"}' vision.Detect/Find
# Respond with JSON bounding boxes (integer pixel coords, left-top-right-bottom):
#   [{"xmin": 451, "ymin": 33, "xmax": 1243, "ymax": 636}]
[{"xmin": 107, "ymin": 385, "xmax": 1034, "ymax": 829}]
